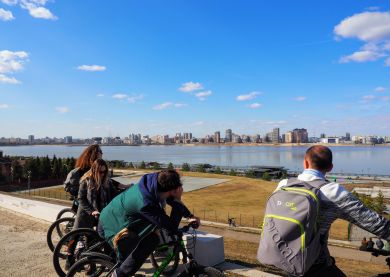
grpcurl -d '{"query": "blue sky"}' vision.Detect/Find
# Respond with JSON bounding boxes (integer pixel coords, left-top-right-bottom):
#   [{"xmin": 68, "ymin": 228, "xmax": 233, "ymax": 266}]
[{"xmin": 1, "ymin": 0, "xmax": 390, "ymax": 138}]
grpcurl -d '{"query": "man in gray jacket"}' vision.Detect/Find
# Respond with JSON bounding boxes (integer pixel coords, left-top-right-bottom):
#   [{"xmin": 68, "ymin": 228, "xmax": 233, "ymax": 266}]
[{"xmin": 276, "ymin": 145, "xmax": 390, "ymax": 276}]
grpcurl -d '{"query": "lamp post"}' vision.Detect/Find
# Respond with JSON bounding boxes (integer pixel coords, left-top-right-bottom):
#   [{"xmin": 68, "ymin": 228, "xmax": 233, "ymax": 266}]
[{"xmin": 27, "ymin": 170, "xmax": 31, "ymax": 195}]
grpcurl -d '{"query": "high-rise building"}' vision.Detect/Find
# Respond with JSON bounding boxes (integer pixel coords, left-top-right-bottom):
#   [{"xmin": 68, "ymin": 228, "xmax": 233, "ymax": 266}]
[
  {"xmin": 225, "ymin": 129, "xmax": 232, "ymax": 142},
  {"xmin": 183, "ymin": 133, "xmax": 192, "ymax": 143},
  {"xmin": 214, "ymin": 131, "xmax": 221, "ymax": 143},
  {"xmin": 64, "ymin": 136, "xmax": 73, "ymax": 144},
  {"xmin": 28, "ymin": 135, "xmax": 34, "ymax": 143},
  {"xmin": 346, "ymin": 132, "xmax": 351, "ymax": 141},
  {"xmin": 284, "ymin": 131, "xmax": 293, "ymax": 143},
  {"xmin": 272, "ymin": 128, "xmax": 280, "ymax": 143},
  {"xmin": 292, "ymin": 128, "xmax": 308, "ymax": 143}
]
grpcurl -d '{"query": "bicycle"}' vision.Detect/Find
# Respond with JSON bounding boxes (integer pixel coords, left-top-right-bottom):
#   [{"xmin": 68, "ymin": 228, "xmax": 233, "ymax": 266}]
[
  {"xmin": 66, "ymin": 222, "xmax": 224, "ymax": 277},
  {"xmin": 56, "ymin": 197, "xmax": 79, "ymax": 220},
  {"xmin": 53, "ymin": 228, "xmax": 108, "ymax": 277},
  {"xmin": 46, "ymin": 198, "xmax": 79, "ymax": 252},
  {"xmin": 47, "ymin": 216, "xmax": 75, "ymax": 252}
]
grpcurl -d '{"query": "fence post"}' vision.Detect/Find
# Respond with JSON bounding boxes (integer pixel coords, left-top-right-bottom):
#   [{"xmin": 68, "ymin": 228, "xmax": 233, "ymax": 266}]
[
  {"xmin": 203, "ymin": 210, "xmax": 206, "ymax": 220},
  {"xmin": 253, "ymin": 216, "xmax": 255, "ymax": 227},
  {"xmin": 215, "ymin": 210, "xmax": 217, "ymax": 221},
  {"xmin": 240, "ymin": 214, "xmax": 242, "ymax": 226}
]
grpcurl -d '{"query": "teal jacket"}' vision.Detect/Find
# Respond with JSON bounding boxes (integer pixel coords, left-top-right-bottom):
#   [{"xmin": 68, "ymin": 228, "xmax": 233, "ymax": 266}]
[{"xmin": 99, "ymin": 173, "xmax": 191, "ymax": 244}]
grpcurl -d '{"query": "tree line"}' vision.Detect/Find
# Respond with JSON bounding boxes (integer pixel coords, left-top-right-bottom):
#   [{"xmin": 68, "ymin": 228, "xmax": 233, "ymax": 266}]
[{"xmin": 9, "ymin": 156, "xmax": 76, "ymax": 182}]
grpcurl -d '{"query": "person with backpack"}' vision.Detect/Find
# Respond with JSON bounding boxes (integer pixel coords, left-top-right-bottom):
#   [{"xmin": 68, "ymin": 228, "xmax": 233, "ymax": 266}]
[
  {"xmin": 63, "ymin": 144, "xmax": 103, "ymax": 197},
  {"xmin": 257, "ymin": 145, "xmax": 390, "ymax": 277}
]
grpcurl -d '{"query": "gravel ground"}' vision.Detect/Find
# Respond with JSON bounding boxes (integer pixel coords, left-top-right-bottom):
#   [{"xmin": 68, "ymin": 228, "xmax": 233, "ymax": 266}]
[{"xmin": 0, "ymin": 207, "xmax": 55, "ymax": 277}]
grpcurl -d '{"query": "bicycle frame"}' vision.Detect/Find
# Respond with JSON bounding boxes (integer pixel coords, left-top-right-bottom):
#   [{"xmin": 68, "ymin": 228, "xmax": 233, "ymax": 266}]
[{"xmin": 153, "ymin": 239, "xmax": 187, "ymax": 277}]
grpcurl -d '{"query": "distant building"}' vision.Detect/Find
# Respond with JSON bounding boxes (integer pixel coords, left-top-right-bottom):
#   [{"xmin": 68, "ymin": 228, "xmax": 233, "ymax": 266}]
[
  {"xmin": 225, "ymin": 129, "xmax": 232, "ymax": 143},
  {"xmin": 272, "ymin": 128, "xmax": 280, "ymax": 143},
  {"xmin": 292, "ymin": 128, "xmax": 308, "ymax": 143},
  {"xmin": 284, "ymin": 131, "xmax": 293, "ymax": 143},
  {"xmin": 320, "ymin": 133, "xmax": 326, "ymax": 139},
  {"xmin": 346, "ymin": 132, "xmax": 351, "ymax": 141},
  {"xmin": 320, "ymin": 137, "xmax": 340, "ymax": 144},
  {"xmin": 214, "ymin": 131, "xmax": 221, "ymax": 143},
  {"xmin": 64, "ymin": 136, "xmax": 73, "ymax": 144},
  {"xmin": 183, "ymin": 133, "xmax": 192, "ymax": 143},
  {"xmin": 28, "ymin": 135, "xmax": 34, "ymax": 143}
]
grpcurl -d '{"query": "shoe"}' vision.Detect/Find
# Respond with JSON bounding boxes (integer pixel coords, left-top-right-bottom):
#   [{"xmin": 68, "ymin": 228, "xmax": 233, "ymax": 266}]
[{"xmin": 65, "ymin": 255, "xmax": 75, "ymax": 271}]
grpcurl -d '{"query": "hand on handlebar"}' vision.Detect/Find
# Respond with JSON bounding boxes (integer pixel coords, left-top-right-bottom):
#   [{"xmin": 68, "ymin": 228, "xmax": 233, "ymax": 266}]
[{"xmin": 188, "ymin": 216, "xmax": 201, "ymax": 229}]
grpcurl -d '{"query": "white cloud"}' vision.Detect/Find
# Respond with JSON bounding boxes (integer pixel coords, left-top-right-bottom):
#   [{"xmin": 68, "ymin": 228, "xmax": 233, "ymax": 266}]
[
  {"xmin": 195, "ymin": 90, "xmax": 212, "ymax": 101},
  {"xmin": 0, "ymin": 50, "xmax": 28, "ymax": 83},
  {"xmin": 248, "ymin": 103, "xmax": 262, "ymax": 109},
  {"xmin": 294, "ymin": 96, "xmax": 306, "ymax": 101},
  {"xmin": 0, "ymin": 74, "xmax": 20, "ymax": 84},
  {"xmin": 77, "ymin": 65, "xmax": 106, "ymax": 72},
  {"xmin": 0, "ymin": 8, "xmax": 14, "ymax": 21},
  {"xmin": 55, "ymin": 106, "xmax": 69, "ymax": 114},
  {"xmin": 381, "ymin": 96, "xmax": 390, "ymax": 101},
  {"xmin": 375, "ymin": 86, "xmax": 386, "ymax": 92},
  {"xmin": 339, "ymin": 50, "xmax": 384, "ymax": 63},
  {"xmin": 112, "ymin": 94, "xmax": 127, "ymax": 100},
  {"xmin": 178, "ymin": 81, "xmax": 203, "ymax": 92},
  {"xmin": 127, "ymin": 94, "xmax": 144, "ymax": 103},
  {"xmin": 153, "ymin": 102, "xmax": 173, "ymax": 110},
  {"xmin": 96, "ymin": 93, "xmax": 104, "ymax": 97},
  {"xmin": 193, "ymin": 121, "xmax": 204, "ymax": 126},
  {"xmin": 362, "ymin": 94, "xmax": 376, "ymax": 101},
  {"xmin": 236, "ymin": 91, "xmax": 261, "ymax": 101},
  {"xmin": 334, "ymin": 12, "xmax": 390, "ymax": 41},
  {"xmin": 0, "ymin": 103, "xmax": 9, "ymax": 109},
  {"xmin": 27, "ymin": 6, "xmax": 56, "ymax": 19},
  {"xmin": 153, "ymin": 102, "xmax": 186, "ymax": 110},
  {"xmin": 334, "ymin": 12, "xmax": 390, "ymax": 65},
  {"xmin": 1, "ymin": 0, "xmax": 18, "ymax": 5}
]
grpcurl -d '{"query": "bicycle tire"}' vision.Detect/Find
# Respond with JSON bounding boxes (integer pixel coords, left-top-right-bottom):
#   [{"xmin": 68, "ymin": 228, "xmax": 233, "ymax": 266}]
[
  {"xmin": 47, "ymin": 217, "xmax": 75, "ymax": 252},
  {"xmin": 56, "ymin": 208, "xmax": 76, "ymax": 220},
  {"xmin": 150, "ymin": 243, "xmax": 180, "ymax": 276},
  {"xmin": 66, "ymin": 256, "xmax": 115, "ymax": 277},
  {"xmin": 201, "ymin": 266, "xmax": 224, "ymax": 277},
  {"xmin": 53, "ymin": 228, "xmax": 102, "ymax": 277}
]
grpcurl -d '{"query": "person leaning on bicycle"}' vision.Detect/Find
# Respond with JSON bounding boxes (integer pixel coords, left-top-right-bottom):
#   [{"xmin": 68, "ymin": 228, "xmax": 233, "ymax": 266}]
[{"xmin": 98, "ymin": 169, "xmax": 201, "ymax": 277}]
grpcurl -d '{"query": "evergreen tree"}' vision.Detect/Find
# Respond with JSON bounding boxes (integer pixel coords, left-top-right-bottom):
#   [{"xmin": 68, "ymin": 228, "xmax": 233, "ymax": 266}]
[
  {"xmin": 374, "ymin": 190, "xmax": 386, "ymax": 215},
  {"xmin": 182, "ymin": 163, "xmax": 190, "ymax": 172},
  {"xmin": 245, "ymin": 169, "xmax": 256, "ymax": 178},
  {"xmin": 128, "ymin": 162, "xmax": 134, "ymax": 169},
  {"xmin": 229, "ymin": 169, "xmax": 237, "ymax": 176},
  {"xmin": 52, "ymin": 158, "xmax": 61, "ymax": 178},
  {"xmin": 11, "ymin": 159, "xmax": 23, "ymax": 181},
  {"xmin": 214, "ymin": 167, "xmax": 222, "ymax": 174},
  {"xmin": 167, "ymin": 163, "xmax": 174, "ymax": 170},
  {"xmin": 196, "ymin": 164, "xmax": 206, "ymax": 173},
  {"xmin": 262, "ymin": 172, "xmax": 272, "ymax": 181},
  {"xmin": 139, "ymin": 161, "xmax": 146, "ymax": 169}
]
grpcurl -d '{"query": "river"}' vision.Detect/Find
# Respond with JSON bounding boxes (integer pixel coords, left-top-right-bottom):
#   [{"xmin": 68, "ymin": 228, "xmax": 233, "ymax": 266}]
[{"xmin": 1, "ymin": 145, "xmax": 389, "ymax": 175}]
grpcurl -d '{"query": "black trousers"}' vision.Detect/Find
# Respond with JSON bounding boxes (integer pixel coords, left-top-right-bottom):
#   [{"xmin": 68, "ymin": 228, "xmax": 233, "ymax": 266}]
[
  {"xmin": 115, "ymin": 201, "xmax": 185, "ymax": 277},
  {"xmin": 303, "ymin": 257, "xmax": 346, "ymax": 277}
]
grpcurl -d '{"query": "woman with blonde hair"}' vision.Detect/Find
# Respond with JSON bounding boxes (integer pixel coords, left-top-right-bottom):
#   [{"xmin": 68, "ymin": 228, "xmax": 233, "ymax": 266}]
[
  {"xmin": 66, "ymin": 159, "xmax": 118, "ymax": 269},
  {"xmin": 73, "ymin": 158, "xmax": 118, "ymax": 229},
  {"xmin": 64, "ymin": 144, "xmax": 103, "ymax": 197}
]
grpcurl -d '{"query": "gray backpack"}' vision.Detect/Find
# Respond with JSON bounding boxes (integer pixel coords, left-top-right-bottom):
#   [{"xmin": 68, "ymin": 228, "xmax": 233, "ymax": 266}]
[{"xmin": 257, "ymin": 178, "xmax": 328, "ymax": 276}]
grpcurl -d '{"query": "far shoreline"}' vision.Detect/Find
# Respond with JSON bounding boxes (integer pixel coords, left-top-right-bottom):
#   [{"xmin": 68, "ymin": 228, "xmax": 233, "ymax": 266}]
[{"xmin": 1, "ymin": 143, "xmax": 390, "ymax": 147}]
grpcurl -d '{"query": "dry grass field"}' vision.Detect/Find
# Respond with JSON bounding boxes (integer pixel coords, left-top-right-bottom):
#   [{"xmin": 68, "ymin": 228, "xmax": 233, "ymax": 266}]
[{"xmin": 223, "ymin": 237, "xmax": 390, "ymax": 277}]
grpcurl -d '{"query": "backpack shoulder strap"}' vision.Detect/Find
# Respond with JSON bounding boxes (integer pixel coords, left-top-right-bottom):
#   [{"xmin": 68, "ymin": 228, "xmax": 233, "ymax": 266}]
[{"xmin": 285, "ymin": 178, "xmax": 329, "ymax": 190}]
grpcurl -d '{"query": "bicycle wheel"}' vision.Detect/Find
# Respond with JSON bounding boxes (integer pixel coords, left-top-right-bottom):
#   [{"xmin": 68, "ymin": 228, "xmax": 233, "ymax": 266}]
[
  {"xmin": 47, "ymin": 217, "xmax": 75, "ymax": 252},
  {"xmin": 66, "ymin": 256, "xmax": 115, "ymax": 277},
  {"xmin": 56, "ymin": 208, "xmax": 77, "ymax": 220},
  {"xmin": 150, "ymin": 243, "xmax": 180, "ymax": 276},
  {"xmin": 53, "ymin": 228, "xmax": 103, "ymax": 277}
]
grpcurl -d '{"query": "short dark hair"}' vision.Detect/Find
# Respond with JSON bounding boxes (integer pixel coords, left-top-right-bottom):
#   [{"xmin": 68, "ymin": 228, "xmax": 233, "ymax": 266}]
[
  {"xmin": 305, "ymin": 146, "xmax": 332, "ymax": 171},
  {"xmin": 157, "ymin": 170, "xmax": 182, "ymax": 192}
]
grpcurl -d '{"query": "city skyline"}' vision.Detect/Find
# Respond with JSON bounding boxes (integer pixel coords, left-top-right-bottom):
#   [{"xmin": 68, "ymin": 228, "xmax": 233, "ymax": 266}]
[{"xmin": 1, "ymin": 1, "xmax": 390, "ymax": 137}]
